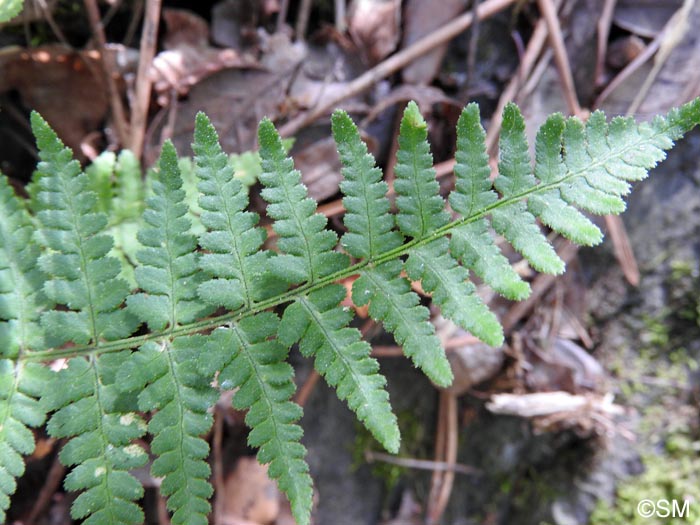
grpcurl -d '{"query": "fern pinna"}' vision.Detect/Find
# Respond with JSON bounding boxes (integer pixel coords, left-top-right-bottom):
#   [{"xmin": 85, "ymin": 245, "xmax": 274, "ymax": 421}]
[{"xmin": 0, "ymin": 98, "xmax": 697, "ymax": 524}]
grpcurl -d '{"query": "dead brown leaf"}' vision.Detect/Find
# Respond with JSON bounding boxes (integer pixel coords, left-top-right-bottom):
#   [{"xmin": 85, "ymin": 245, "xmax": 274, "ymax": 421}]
[
  {"xmin": 349, "ymin": 0, "xmax": 402, "ymax": 64},
  {"xmin": 401, "ymin": 0, "xmax": 468, "ymax": 85},
  {"xmin": 0, "ymin": 45, "xmax": 110, "ymax": 160},
  {"xmin": 222, "ymin": 457, "xmax": 280, "ymax": 525}
]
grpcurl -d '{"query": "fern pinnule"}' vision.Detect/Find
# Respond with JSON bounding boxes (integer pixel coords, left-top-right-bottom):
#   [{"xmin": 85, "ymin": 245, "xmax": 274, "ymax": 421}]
[
  {"xmin": 30, "ymin": 112, "xmax": 137, "ymax": 346},
  {"xmin": 258, "ymin": 118, "xmax": 349, "ymax": 285},
  {"xmin": 44, "ymin": 353, "xmax": 148, "ymax": 525},
  {"xmin": 122, "ymin": 141, "xmax": 217, "ymax": 525},
  {"xmin": 193, "ymin": 113, "xmax": 275, "ymax": 309},
  {"xmin": 394, "ymin": 101, "xmax": 451, "ymax": 239},
  {"xmin": 0, "ymin": 360, "xmax": 50, "ymax": 520},
  {"xmin": 0, "ymin": 174, "xmax": 49, "ymax": 518},
  {"xmin": 0, "ymin": 174, "xmax": 46, "ymax": 357},
  {"xmin": 331, "ymin": 110, "xmax": 403, "ymax": 259},
  {"xmin": 353, "ymin": 260, "xmax": 453, "ymax": 386},
  {"xmin": 279, "ymin": 284, "xmax": 400, "ymax": 453},
  {"xmin": 205, "ymin": 314, "xmax": 313, "ymax": 525}
]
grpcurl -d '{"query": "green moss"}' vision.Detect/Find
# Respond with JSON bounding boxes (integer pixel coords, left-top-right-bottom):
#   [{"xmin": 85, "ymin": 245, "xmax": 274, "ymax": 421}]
[
  {"xmin": 351, "ymin": 409, "xmax": 427, "ymax": 490},
  {"xmin": 589, "ymin": 430, "xmax": 700, "ymax": 525}
]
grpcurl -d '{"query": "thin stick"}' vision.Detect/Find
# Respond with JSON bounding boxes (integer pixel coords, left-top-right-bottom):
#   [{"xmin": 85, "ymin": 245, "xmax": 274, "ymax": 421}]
[
  {"xmin": 294, "ymin": 369, "xmax": 321, "ymax": 407},
  {"xmin": 212, "ymin": 406, "xmax": 225, "ymax": 525},
  {"xmin": 295, "ymin": 0, "xmax": 313, "ymax": 41},
  {"xmin": 595, "ymin": 0, "xmax": 617, "ymax": 85},
  {"xmin": 277, "ymin": 0, "xmax": 290, "ymax": 33},
  {"xmin": 536, "ymin": 0, "xmax": 581, "ymax": 116},
  {"xmin": 485, "ymin": 0, "xmax": 557, "ymax": 153},
  {"xmin": 335, "ymin": 0, "xmax": 346, "ymax": 32},
  {"xmin": 130, "ymin": 0, "xmax": 162, "ymax": 159},
  {"xmin": 278, "ymin": 0, "xmax": 517, "ymax": 137},
  {"xmin": 83, "ymin": 0, "xmax": 130, "ymax": 146},
  {"xmin": 365, "ymin": 450, "xmax": 480, "ymax": 475},
  {"xmin": 25, "ymin": 447, "xmax": 66, "ymax": 525},
  {"xmin": 426, "ymin": 391, "xmax": 458, "ymax": 524}
]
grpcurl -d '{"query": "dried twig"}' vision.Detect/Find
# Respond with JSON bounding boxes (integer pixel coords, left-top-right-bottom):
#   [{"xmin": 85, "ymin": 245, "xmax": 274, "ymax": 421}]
[
  {"xmin": 485, "ymin": 0, "xmax": 560, "ymax": 153},
  {"xmin": 426, "ymin": 390, "xmax": 458, "ymax": 525},
  {"xmin": 25, "ymin": 445, "xmax": 66, "ymax": 525},
  {"xmin": 595, "ymin": 0, "xmax": 617, "ymax": 86},
  {"xmin": 536, "ymin": 0, "xmax": 581, "ymax": 116},
  {"xmin": 130, "ymin": 0, "xmax": 162, "ymax": 159},
  {"xmin": 295, "ymin": 0, "xmax": 313, "ymax": 41},
  {"xmin": 212, "ymin": 406, "xmax": 225, "ymax": 525},
  {"xmin": 83, "ymin": 0, "xmax": 130, "ymax": 146},
  {"xmin": 279, "ymin": 0, "xmax": 517, "ymax": 137},
  {"xmin": 294, "ymin": 369, "xmax": 321, "ymax": 407},
  {"xmin": 364, "ymin": 450, "xmax": 480, "ymax": 475}
]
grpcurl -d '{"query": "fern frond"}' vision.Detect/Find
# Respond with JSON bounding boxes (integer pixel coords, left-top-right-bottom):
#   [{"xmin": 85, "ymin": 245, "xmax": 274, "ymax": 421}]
[
  {"xmin": 127, "ymin": 140, "xmax": 210, "ymax": 330},
  {"xmin": 204, "ymin": 314, "xmax": 313, "ymax": 525},
  {"xmin": 30, "ymin": 112, "xmax": 137, "ymax": 346},
  {"xmin": 43, "ymin": 354, "xmax": 147, "ymax": 525},
  {"xmin": 193, "ymin": 113, "xmax": 276, "ymax": 309},
  {"xmin": 279, "ymin": 284, "xmax": 400, "ymax": 453},
  {"xmin": 258, "ymin": 119, "xmax": 349, "ymax": 284},
  {"xmin": 124, "ymin": 141, "xmax": 217, "ymax": 524}
]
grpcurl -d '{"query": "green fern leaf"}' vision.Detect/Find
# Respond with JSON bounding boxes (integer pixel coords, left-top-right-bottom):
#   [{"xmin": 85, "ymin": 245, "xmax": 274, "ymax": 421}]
[
  {"xmin": 279, "ymin": 284, "xmax": 400, "ymax": 453},
  {"xmin": 43, "ymin": 354, "xmax": 147, "ymax": 525},
  {"xmin": 193, "ymin": 112, "xmax": 277, "ymax": 309},
  {"xmin": 127, "ymin": 141, "xmax": 211, "ymax": 330},
  {"xmin": 117, "ymin": 337, "xmax": 216, "ymax": 525},
  {"xmin": 0, "ymin": 173, "xmax": 51, "ymax": 520},
  {"xmin": 205, "ymin": 314, "xmax": 313, "ymax": 525},
  {"xmin": 0, "ymin": 0, "xmax": 22, "ymax": 23},
  {"xmin": 0, "ymin": 360, "xmax": 50, "ymax": 520},
  {"xmin": 449, "ymin": 104, "xmax": 529, "ymax": 300},
  {"xmin": 124, "ymin": 141, "xmax": 217, "ymax": 524},
  {"xmin": 331, "ymin": 110, "xmax": 403, "ymax": 258},
  {"xmin": 491, "ymin": 104, "xmax": 564, "ymax": 274},
  {"xmin": 353, "ymin": 260, "xmax": 452, "ymax": 386},
  {"xmin": 258, "ymin": 118, "xmax": 349, "ymax": 284},
  {"xmin": 394, "ymin": 101, "xmax": 451, "ymax": 239},
  {"xmin": 0, "ymin": 174, "xmax": 46, "ymax": 356},
  {"xmin": 30, "ymin": 112, "xmax": 137, "ymax": 346},
  {"xmin": 405, "ymin": 238, "xmax": 502, "ymax": 346},
  {"xmin": 527, "ymin": 114, "xmax": 603, "ymax": 246}
]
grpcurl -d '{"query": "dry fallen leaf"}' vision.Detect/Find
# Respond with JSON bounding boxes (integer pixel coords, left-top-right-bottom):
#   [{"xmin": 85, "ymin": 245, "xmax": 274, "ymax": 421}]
[
  {"xmin": 0, "ymin": 45, "xmax": 109, "ymax": 159},
  {"xmin": 222, "ymin": 457, "xmax": 280, "ymax": 525},
  {"xmin": 349, "ymin": 0, "xmax": 402, "ymax": 64}
]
